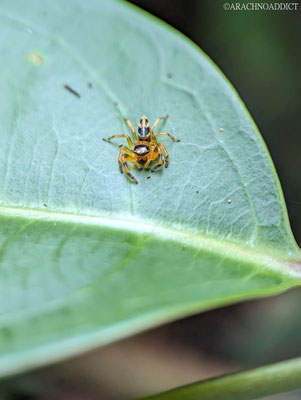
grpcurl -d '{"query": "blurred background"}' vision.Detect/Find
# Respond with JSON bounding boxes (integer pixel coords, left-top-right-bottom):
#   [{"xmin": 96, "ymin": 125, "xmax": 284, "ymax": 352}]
[{"xmin": 2, "ymin": 1, "xmax": 300, "ymax": 399}]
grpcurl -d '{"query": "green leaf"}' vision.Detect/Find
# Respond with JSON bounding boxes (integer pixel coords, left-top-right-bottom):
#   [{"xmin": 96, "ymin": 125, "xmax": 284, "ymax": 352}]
[
  {"xmin": 138, "ymin": 356, "xmax": 301, "ymax": 400},
  {"xmin": 0, "ymin": 0, "xmax": 300, "ymax": 377}
]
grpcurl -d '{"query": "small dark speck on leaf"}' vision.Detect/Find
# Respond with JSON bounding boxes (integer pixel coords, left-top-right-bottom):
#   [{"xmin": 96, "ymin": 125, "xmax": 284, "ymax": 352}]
[
  {"xmin": 87, "ymin": 82, "xmax": 92, "ymax": 88},
  {"xmin": 113, "ymin": 101, "xmax": 119, "ymax": 106},
  {"xmin": 147, "ymin": 175, "xmax": 151, "ymax": 179},
  {"xmin": 167, "ymin": 72, "xmax": 174, "ymax": 79},
  {"xmin": 196, "ymin": 191, "xmax": 199, "ymax": 194},
  {"xmin": 63, "ymin": 84, "xmax": 81, "ymax": 98},
  {"xmin": 43, "ymin": 203, "xmax": 47, "ymax": 207}
]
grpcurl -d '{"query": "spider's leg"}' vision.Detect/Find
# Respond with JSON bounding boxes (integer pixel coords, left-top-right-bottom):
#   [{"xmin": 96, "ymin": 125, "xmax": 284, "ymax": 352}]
[
  {"xmin": 122, "ymin": 155, "xmax": 138, "ymax": 184},
  {"xmin": 134, "ymin": 161, "xmax": 143, "ymax": 170},
  {"xmin": 118, "ymin": 146, "xmax": 125, "ymax": 173},
  {"xmin": 150, "ymin": 115, "xmax": 168, "ymax": 132},
  {"xmin": 118, "ymin": 146, "xmax": 134, "ymax": 172},
  {"xmin": 123, "ymin": 117, "xmax": 138, "ymax": 142},
  {"xmin": 158, "ymin": 143, "xmax": 169, "ymax": 168},
  {"xmin": 154, "ymin": 132, "xmax": 180, "ymax": 142},
  {"xmin": 118, "ymin": 146, "xmax": 138, "ymax": 184},
  {"xmin": 144, "ymin": 147, "xmax": 155, "ymax": 169},
  {"xmin": 151, "ymin": 147, "xmax": 164, "ymax": 172},
  {"xmin": 103, "ymin": 134, "xmax": 134, "ymax": 149}
]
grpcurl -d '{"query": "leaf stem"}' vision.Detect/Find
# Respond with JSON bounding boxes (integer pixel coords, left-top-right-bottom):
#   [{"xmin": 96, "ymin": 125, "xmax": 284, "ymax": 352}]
[{"xmin": 137, "ymin": 357, "xmax": 301, "ymax": 400}]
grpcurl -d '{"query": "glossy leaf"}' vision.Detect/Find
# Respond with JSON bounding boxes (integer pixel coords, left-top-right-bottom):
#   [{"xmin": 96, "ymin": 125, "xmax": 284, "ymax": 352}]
[{"xmin": 0, "ymin": 0, "xmax": 300, "ymax": 377}]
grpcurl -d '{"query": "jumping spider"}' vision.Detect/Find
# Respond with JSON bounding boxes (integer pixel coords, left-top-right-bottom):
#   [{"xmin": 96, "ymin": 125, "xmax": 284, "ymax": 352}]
[{"xmin": 103, "ymin": 115, "xmax": 180, "ymax": 184}]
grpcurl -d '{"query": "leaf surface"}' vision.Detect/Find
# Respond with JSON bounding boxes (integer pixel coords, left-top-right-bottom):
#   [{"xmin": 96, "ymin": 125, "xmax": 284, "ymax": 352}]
[{"xmin": 0, "ymin": 0, "xmax": 300, "ymax": 376}]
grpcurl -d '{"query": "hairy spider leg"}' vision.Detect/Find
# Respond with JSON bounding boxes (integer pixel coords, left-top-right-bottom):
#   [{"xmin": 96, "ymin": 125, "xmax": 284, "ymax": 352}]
[
  {"xmin": 118, "ymin": 146, "xmax": 136, "ymax": 172},
  {"xmin": 103, "ymin": 134, "xmax": 134, "ymax": 149},
  {"xmin": 143, "ymin": 146, "xmax": 164, "ymax": 171},
  {"xmin": 151, "ymin": 147, "xmax": 164, "ymax": 172},
  {"xmin": 150, "ymin": 115, "xmax": 168, "ymax": 133},
  {"xmin": 123, "ymin": 118, "xmax": 138, "ymax": 142},
  {"xmin": 158, "ymin": 143, "xmax": 169, "ymax": 168},
  {"xmin": 150, "ymin": 116, "xmax": 169, "ymax": 146},
  {"xmin": 143, "ymin": 146, "xmax": 156, "ymax": 169},
  {"xmin": 154, "ymin": 132, "xmax": 180, "ymax": 142},
  {"xmin": 118, "ymin": 146, "xmax": 139, "ymax": 184}
]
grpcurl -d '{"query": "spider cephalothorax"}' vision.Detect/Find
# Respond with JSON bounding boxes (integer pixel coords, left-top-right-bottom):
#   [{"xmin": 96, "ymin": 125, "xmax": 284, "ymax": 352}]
[
  {"xmin": 103, "ymin": 115, "xmax": 180, "ymax": 184},
  {"xmin": 137, "ymin": 116, "xmax": 150, "ymax": 139}
]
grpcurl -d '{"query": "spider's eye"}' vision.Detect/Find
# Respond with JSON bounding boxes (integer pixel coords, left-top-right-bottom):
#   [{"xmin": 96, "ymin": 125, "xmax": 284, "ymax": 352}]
[{"xmin": 140, "ymin": 117, "xmax": 149, "ymax": 126}]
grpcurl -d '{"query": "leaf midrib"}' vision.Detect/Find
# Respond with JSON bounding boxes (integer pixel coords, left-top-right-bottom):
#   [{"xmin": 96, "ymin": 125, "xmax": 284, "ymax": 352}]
[{"xmin": 0, "ymin": 204, "xmax": 300, "ymax": 279}]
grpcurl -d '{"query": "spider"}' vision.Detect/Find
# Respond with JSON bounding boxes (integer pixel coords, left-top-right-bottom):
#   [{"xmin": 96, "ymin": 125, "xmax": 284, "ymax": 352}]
[{"xmin": 103, "ymin": 115, "xmax": 180, "ymax": 184}]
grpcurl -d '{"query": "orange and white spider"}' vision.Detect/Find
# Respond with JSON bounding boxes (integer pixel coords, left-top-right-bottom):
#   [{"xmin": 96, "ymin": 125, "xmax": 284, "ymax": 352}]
[{"xmin": 103, "ymin": 115, "xmax": 180, "ymax": 184}]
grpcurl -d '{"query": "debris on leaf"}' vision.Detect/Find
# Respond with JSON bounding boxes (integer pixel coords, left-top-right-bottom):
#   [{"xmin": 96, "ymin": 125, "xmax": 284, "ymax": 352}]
[{"xmin": 63, "ymin": 84, "xmax": 81, "ymax": 98}]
